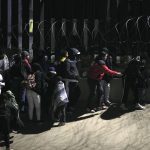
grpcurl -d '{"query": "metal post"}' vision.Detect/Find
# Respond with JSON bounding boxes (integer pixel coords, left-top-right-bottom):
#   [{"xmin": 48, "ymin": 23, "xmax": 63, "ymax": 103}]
[
  {"xmin": 40, "ymin": 0, "xmax": 44, "ymax": 50},
  {"xmin": 18, "ymin": 0, "xmax": 22, "ymax": 51},
  {"xmin": 7, "ymin": 0, "xmax": 12, "ymax": 49},
  {"xmin": 72, "ymin": 19, "xmax": 77, "ymax": 36},
  {"xmin": 83, "ymin": 19, "xmax": 88, "ymax": 52},
  {"xmin": 93, "ymin": 19, "xmax": 99, "ymax": 37},
  {"xmin": 106, "ymin": 0, "xmax": 111, "ymax": 28},
  {"xmin": 0, "ymin": 0, "xmax": 1, "ymax": 25},
  {"xmin": 29, "ymin": 0, "xmax": 33, "ymax": 59},
  {"xmin": 51, "ymin": 18, "xmax": 55, "ymax": 53},
  {"xmin": 62, "ymin": 18, "xmax": 66, "ymax": 36},
  {"xmin": 0, "ymin": 0, "xmax": 2, "ymax": 47}
]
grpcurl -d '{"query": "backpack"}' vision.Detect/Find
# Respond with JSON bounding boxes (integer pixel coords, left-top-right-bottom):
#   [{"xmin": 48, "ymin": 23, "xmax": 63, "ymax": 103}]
[{"xmin": 27, "ymin": 73, "xmax": 36, "ymax": 89}]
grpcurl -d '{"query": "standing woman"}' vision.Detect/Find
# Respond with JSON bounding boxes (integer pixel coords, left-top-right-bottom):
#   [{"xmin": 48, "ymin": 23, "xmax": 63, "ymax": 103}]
[{"xmin": 26, "ymin": 63, "xmax": 44, "ymax": 123}]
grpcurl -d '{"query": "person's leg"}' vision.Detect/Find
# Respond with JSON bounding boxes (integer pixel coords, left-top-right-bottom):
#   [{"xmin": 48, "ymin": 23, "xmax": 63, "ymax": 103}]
[
  {"xmin": 120, "ymin": 79, "xmax": 131, "ymax": 110},
  {"xmin": 121, "ymin": 79, "xmax": 130, "ymax": 104},
  {"xmin": 33, "ymin": 91, "xmax": 41, "ymax": 121},
  {"xmin": 134, "ymin": 87, "xmax": 145, "ymax": 110},
  {"xmin": 103, "ymin": 81, "xmax": 111, "ymax": 106},
  {"xmin": 20, "ymin": 86, "xmax": 27, "ymax": 112},
  {"xmin": 139, "ymin": 88, "xmax": 146, "ymax": 105},
  {"xmin": 26, "ymin": 89, "xmax": 34, "ymax": 121},
  {"xmin": 68, "ymin": 82, "xmax": 80, "ymax": 110},
  {"xmin": 58, "ymin": 104, "xmax": 66, "ymax": 126},
  {"xmin": 3, "ymin": 117, "xmax": 10, "ymax": 149},
  {"xmin": 86, "ymin": 78, "xmax": 97, "ymax": 110},
  {"xmin": 97, "ymin": 80, "xmax": 107, "ymax": 109}
]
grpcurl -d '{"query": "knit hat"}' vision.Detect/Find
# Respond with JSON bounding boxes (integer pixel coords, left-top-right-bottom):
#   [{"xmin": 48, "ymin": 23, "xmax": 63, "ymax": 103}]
[
  {"xmin": 68, "ymin": 48, "xmax": 80, "ymax": 56},
  {"xmin": 21, "ymin": 51, "xmax": 29, "ymax": 58},
  {"xmin": 102, "ymin": 47, "xmax": 109, "ymax": 53},
  {"xmin": 49, "ymin": 67, "xmax": 57, "ymax": 74}
]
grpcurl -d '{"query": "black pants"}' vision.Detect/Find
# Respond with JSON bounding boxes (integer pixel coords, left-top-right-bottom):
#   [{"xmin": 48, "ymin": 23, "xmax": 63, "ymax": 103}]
[
  {"xmin": 68, "ymin": 82, "xmax": 81, "ymax": 108},
  {"xmin": 122, "ymin": 78, "xmax": 139, "ymax": 105},
  {"xmin": 0, "ymin": 116, "xmax": 10, "ymax": 148},
  {"xmin": 137, "ymin": 88, "xmax": 146, "ymax": 104},
  {"xmin": 56, "ymin": 104, "xmax": 67, "ymax": 122},
  {"xmin": 87, "ymin": 78, "xmax": 105, "ymax": 109}
]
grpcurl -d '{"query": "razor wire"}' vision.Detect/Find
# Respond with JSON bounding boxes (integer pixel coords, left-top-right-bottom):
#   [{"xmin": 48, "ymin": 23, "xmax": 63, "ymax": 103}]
[{"xmin": 4, "ymin": 17, "xmax": 150, "ymax": 54}]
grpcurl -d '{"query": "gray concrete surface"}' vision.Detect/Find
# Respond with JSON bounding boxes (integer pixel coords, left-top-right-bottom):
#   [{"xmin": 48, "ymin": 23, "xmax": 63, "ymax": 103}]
[
  {"xmin": 8, "ymin": 104, "xmax": 150, "ymax": 150},
  {"xmin": 1, "ymin": 78, "xmax": 150, "ymax": 150}
]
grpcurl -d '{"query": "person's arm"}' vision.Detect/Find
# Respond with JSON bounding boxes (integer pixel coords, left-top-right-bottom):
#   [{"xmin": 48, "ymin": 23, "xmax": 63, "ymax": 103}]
[
  {"xmin": 65, "ymin": 61, "xmax": 77, "ymax": 78},
  {"xmin": 101, "ymin": 65, "xmax": 121, "ymax": 76}
]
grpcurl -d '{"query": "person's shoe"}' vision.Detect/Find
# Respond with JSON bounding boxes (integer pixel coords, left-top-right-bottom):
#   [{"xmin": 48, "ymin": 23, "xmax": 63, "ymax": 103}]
[
  {"xmin": 105, "ymin": 100, "xmax": 112, "ymax": 106},
  {"xmin": 95, "ymin": 107, "xmax": 101, "ymax": 111},
  {"xmin": 120, "ymin": 104, "xmax": 128, "ymax": 110},
  {"xmin": 86, "ymin": 108, "xmax": 91, "ymax": 113},
  {"xmin": 100, "ymin": 103, "xmax": 108, "ymax": 110},
  {"xmin": 135, "ymin": 103, "xmax": 145, "ymax": 110},
  {"xmin": 58, "ymin": 122, "xmax": 65, "ymax": 126},
  {"xmin": 90, "ymin": 109, "xmax": 96, "ymax": 113},
  {"xmin": 36, "ymin": 120, "xmax": 44, "ymax": 125}
]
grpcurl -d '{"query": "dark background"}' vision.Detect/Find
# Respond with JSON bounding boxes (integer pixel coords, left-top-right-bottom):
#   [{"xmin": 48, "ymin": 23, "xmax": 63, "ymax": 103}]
[{"xmin": 1, "ymin": 0, "xmax": 150, "ymax": 55}]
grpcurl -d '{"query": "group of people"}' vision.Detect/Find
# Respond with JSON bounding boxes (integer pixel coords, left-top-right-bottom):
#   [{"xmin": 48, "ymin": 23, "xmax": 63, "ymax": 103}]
[
  {"xmin": 0, "ymin": 47, "xmax": 149, "ymax": 150},
  {"xmin": 87, "ymin": 48, "xmax": 149, "ymax": 112}
]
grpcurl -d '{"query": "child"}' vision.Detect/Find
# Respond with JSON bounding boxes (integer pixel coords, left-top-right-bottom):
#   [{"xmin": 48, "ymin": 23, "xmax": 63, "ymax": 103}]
[{"xmin": 51, "ymin": 76, "xmax": 69, "ymax": 126}]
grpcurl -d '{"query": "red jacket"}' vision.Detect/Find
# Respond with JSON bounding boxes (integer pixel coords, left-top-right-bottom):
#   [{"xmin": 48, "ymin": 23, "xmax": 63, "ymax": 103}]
[{"xmin": 88, "ymin": 60, "xmax": 119, "ymax": 80}]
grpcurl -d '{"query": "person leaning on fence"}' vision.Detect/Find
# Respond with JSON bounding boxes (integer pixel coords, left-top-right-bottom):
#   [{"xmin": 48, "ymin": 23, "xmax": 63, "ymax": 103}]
[
  {"xmin": 101, "ymin": 47, "xmax": 114, "ymax": 107},
  {"xmin": 136, "ymin": 58, "xmax": 150, "ymax": 106},
  {"xmin": 87, "ymin": 50, "xmax": 122, "ymax": 113},
  {"xmin": 120, "ymin": 56, "xmax": 149, "ymax": 110}
]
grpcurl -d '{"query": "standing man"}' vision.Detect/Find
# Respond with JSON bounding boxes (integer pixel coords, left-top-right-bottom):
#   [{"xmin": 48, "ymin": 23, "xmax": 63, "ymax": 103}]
[
  {"xmin": 101, "ymin": 47, "xmax": 113, "ymax": 107},
  {"xmin": 121, "ymin": 56, "xmax": 146, "ymax": 110},
  {"xmin": 87, "ymin": 50, "xmax": 122, "ymax": 112},
  {"xmin": 58, "ymin": 48, "xmax": 81, "ymax": 112}
]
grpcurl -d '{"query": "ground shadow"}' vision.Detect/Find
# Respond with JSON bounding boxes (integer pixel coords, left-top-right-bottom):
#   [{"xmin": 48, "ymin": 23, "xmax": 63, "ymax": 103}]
[
  {"xmin": 0, "ymin": 140, "xmax": 13, "ymax": 148},
  {"xmin": 20, "ymin": 121, "xmax": 52, "ymax": 134},
  {"xmin": 17, "ymin": 113, "xmax": 53, "ymax": 134},
  {"xmin": 100, "ymin": 103, "xmax": 135, "ymax": 120}
]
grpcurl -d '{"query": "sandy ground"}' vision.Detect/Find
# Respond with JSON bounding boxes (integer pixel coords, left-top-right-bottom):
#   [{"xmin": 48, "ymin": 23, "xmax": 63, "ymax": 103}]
[{"xmin": 2, "ymin": 104, "xmax": 150, "ymax": 150}]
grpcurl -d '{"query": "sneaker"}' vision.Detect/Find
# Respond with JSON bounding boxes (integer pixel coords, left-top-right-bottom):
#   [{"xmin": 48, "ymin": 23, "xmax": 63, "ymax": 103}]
[
  {"xmin": 100, "ymin": 103, "xmax": 108, "ymax": 110},
  {"xmin": 86, "ymin": 108, "xmax": 91, "ymax": 113},
  {"xmin": 58, "ymin": 122, "xmax": 65, "ymax": 126},
  {"xmin": 90, "ymin": 109, "xmax": 96, "ymax": 113},
  {"xmin": 135, "ymin": 103, "xmax": 145, "ymax": 110},
  {"xmin": 36, "ymin": 120, "xmax": 44, "ymax": 125},
  {"xmin": 105, "ymin": 100, "xmax": 112, "ymax": 106},
  {"xmin": 95, "ymin": 107, "xmax": 101, "ymax": 111},
  {"xmin": 120, "ymin": 104, "xmax": 128, "ymax": 110}
]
